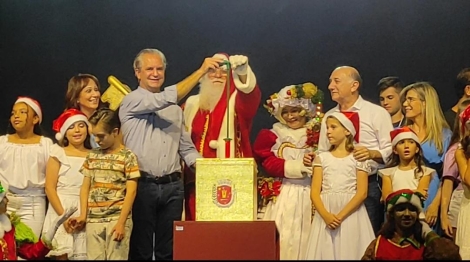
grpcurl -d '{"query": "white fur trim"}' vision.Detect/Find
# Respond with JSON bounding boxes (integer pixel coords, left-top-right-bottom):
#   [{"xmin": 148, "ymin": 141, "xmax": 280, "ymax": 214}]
[
  {"xmin": 233, "ymin": 65, "xmax": 256, "ymax": 94},
  {"xmin": 284, "ymin": 159, "xmax": 305, "ymax": 179},
  {"xmin": 57, "ymin": 115, "xmax": 89, "ymax": 141},
  {"xmin": 209, "ymin": 140, "xmax": 218, "ymax": 149},
  {"xmin": 183, "ymin": 91, "xmax": 237, "ymax": 158},
  {"xmin": 387, "ymin": 194, "xmax": 423, "ymax": 212},
  {"xmin": 329, "ymin": 112, "xmax": 356, "ymax": 136},
  {"xmin": 392, "ymin": 132, "xmax": 419, "ymax": 147},
  {"xmin": 15, "ymin": 97, "xmax": 42, "ymax": 123},
  {"xmin": 272, "ymin": 123, "xmax": 306, "ymax": 142}
]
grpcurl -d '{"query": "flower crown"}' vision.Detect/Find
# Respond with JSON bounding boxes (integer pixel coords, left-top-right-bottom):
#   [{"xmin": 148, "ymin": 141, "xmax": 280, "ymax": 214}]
[{"xmin": 263, "ymin": 82, "xmax": 324, "ymax": 118}]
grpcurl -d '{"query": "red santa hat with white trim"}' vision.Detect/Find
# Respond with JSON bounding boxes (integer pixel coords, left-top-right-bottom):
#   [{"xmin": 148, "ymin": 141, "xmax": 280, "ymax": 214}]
[
  {"xmin": 329, "ymin": 111, "xmax": 360, "ymax": 142},
  {"xmin": 390, "ymin": 126, "xmax": 419, "ymax": 147},
  {"xmin": 15, "ymin": 96, "xmax": 43, "ymax": 124},
  {"xmin": 52, "ymin": 108, "xmax": 89, "ymax": 141}
]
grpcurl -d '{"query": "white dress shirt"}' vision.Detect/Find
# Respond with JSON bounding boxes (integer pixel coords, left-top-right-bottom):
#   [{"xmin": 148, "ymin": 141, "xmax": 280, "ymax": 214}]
[{"xmin": 318, "ymin": 96, "xmax": 394, "ymax": 175}]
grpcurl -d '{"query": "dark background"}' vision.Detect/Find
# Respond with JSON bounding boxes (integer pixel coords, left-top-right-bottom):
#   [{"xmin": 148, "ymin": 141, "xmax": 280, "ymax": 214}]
[{"xmin": 1, "ymin": 0, "xmax": 470, "ymax": 141}]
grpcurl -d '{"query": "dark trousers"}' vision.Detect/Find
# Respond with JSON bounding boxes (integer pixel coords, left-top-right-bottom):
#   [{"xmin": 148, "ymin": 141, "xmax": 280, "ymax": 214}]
[
  {"xmin": 364, "ymin": 174, "xmax": 384, "ymax": 236},
  {"xmin": 128, "ymin": 172, "xmax": 184, "ymax": 260}
]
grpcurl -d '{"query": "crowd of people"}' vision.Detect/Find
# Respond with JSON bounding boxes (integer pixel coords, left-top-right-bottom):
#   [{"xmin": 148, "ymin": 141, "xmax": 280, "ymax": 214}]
[{"xmin": 0, "ymin": 47, "xmax": 468, "ymax": 260}]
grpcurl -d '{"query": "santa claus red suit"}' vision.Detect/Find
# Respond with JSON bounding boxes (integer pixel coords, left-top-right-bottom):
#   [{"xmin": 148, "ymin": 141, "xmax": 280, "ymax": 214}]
[{"xmin": 182, "ymin": 53, "xmax": 261, "ymax": 220}]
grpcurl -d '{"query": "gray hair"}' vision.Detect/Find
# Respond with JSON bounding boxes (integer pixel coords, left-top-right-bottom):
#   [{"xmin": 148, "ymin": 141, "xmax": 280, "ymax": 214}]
[{"xmin": 133, "ymin": 48, "xmax": 167, "ymax": 70}]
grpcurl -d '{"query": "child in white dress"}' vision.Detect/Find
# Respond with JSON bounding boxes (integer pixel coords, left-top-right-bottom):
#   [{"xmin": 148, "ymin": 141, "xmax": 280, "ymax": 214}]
[
  {"xmin": 42, "ymin": 109, "xmax": 90, "ymax": 260},
  {"xmin": 305, "ymin": 111, "xmax": 375, "ymax": 260},
  {"xmin": 454, "ymin": 105, "xmax": 470, "ymax": 259},
  {"xmin": 379, "ymin": 127, "xmax": 434, "ymax": 203},
  {"xmin": 0, "ymin": 96, "xmax": 53, "ymax": 238}
]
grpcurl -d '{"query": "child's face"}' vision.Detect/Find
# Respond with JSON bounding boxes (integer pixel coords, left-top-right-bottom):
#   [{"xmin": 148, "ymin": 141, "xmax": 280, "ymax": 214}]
[
  {"xmin": 65, "ymin": 121, "xmax": 88, "ymax": 146},
  {"xmin": 326, "ymin": 117, "xmax": 350, "ymax": 146},
  {"xmin": 10, "ymin": 102, "xmax": 39, "ymax": 132},
  {"xmin": 91, "ymin": 123, "xmax": 118, "ymax": 151},
  {"xmin": 393, "ymin": 138, "xmax": 419, "ymax": 160}
]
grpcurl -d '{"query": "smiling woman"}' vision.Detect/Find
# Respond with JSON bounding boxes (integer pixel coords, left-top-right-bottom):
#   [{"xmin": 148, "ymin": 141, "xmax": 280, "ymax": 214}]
[{"xmin": 64, "ymin": 74, "xmax": 106, "ymax": 119}]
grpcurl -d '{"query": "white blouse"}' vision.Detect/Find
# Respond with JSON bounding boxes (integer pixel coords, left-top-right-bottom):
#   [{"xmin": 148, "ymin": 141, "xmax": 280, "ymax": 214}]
[{"xmin": 0, "ymin": 135, "xmax": 53, "ymax": 194}]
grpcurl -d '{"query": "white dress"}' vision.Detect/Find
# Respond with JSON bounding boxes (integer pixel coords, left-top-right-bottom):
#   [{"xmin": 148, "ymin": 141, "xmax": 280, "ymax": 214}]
[
  {"xmin": 304, "ymin": 152, "xmax": 375, "ymax": 260},
  {"xmin": 42, "ymin": 145, "xmax": 86, "ymax": 260},
  {"xmin": 456, "ymin": 185, "xmax": 470, "ymax": 259},
  {"xmin": 378, "ymin": 166, "xmax": 435, "ymax": 193},
  {"xmin": 260, "ymin": 123, "xmax": 312, "ymax": 260},
  {"xmin": 0, "ymin": 135, "xmax": 52, "ymax": 238}
]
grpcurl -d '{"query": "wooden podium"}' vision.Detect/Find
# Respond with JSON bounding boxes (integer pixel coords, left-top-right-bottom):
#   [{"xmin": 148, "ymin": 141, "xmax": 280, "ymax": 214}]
[{"xmin": 173, "ymin": 221, "xmax": 279, "ymax": 260}]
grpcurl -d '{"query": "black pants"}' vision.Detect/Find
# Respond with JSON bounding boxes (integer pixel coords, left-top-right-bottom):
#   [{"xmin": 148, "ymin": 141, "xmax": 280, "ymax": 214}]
[
  {"xmin": 364, "ymin": 174, "xmax": 384, "ymax": 236},
  {"xmin": 128, "ymin": 172, "xmax": 184, "ymax": 260}
]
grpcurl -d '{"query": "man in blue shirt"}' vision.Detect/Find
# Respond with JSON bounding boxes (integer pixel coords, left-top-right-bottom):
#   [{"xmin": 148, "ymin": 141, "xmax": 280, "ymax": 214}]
[{"xmin": 119, "ymin": 48, "xmax": 223, "ymax": 260}]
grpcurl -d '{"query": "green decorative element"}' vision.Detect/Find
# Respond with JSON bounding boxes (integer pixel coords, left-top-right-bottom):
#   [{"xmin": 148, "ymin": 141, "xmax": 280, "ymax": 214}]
[
  {"xmin": 0, "ymin": 182, "xmax": 5, "ymax": 194},
  {"xmin": 295, "ymin": 84, "xmax": 305, "ymax": 100},
  {"xmin": 311, "ymin": 89, "xmax": 324, "ymax": 104},
  {"xmin": 11, "ymin": 212, "xmax": 38, "ymax": 244}
]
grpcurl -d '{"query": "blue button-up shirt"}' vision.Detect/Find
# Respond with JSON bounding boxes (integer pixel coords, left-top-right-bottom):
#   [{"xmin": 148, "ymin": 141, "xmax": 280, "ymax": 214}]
[{"xmin": 119, "ymin": 85, "xmax": 201, "ymax": 177}]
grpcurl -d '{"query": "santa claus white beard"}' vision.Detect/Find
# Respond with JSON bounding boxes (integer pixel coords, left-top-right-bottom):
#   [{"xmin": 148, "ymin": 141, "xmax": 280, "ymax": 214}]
[{"xmin": 198, "ymin": 78, "xmax": 225, "ymax": 112}]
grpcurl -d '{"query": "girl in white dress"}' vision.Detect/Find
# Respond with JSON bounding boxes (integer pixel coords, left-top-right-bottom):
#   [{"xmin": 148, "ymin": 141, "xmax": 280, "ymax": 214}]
[
  {"xmin": 454, "ymin": 105, "xmax": 470, "ymax": 259},
  {"xmin": 253, "ymin": 83, "xmax": 322, "ymax": 260},
  {"xmin": 305, "ymin": 111, "xmax": 375, "ymax": 260},
  {"xmin": 43, "ymin": 109, "xmax": 90, "ymax": 260},
  {"xmin": 0, "ymin": 96, "xmax": 53, "ymax": 239},
  {"xmin": 379, "ymin": 127, "xmax": 434, "ymax": 203}
]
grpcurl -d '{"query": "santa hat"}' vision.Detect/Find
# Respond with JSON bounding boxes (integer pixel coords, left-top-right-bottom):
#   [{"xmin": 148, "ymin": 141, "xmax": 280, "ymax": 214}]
[
  {"xmin": 385, "ymin": 189, "xmax": 424, "ymax": 213},
  {"xmin": 460, "ymin": 104, "xmax": 470, "ymax": 133},
  {"xmin": 15, "ymin": 96, "xmax": 43, "ymax": 124},
  {"xmin": 52, "ymin": 108, "xmax": 89, "ymax": 141},
  {"xmin": 390, "ymin": 126, "xmax": 419, "ymax": 147},
  {"xmin": 329, "ymin": 111, "xmax": 360, "ymax": 142}
]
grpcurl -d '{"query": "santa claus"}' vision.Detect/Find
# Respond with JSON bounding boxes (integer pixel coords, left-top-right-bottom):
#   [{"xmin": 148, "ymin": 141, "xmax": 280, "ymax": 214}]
[
  {"xmin": 0, "ymin": 181, "xmax": 76, "ymax": 260},
  {"xmin": 182, "ymin": 53, "xmax": 261, "ymax": 221}
]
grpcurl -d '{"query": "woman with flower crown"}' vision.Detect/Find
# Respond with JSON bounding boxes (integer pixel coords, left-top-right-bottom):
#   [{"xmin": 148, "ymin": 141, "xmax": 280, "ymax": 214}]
[{"xmin": 253, "ymin": 83, "xmax": 323, "ymax": 260}]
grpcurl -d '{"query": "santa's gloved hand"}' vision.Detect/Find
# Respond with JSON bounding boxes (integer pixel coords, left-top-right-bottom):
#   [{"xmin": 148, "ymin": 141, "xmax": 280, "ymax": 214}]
[
  {"xmin": 229, "ymin": 55, "xmax": 249, "ymax": 75},
  {"xmin": 42, "ymin": 207, "xmax": 78, "ymax": 245},
  {"xmin": 420, "ymin": 220, "xmax": 433, "ymax": 238}
]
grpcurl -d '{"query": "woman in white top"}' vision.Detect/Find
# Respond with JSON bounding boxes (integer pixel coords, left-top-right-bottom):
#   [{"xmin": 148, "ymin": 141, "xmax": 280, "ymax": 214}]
[
  {"xmin": 379, "ymin": 127, "xmax": 434, "ymax": 202},
  {"xmin": 42, "ymin": 109, "xmax": 90, "ymax": 260},
  {"xmin": 0, "ymin": 96, "xmax": 53, "ymax": 238}
]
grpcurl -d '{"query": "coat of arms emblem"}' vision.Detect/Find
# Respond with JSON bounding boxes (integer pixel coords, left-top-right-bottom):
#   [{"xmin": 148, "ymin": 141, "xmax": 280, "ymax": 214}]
[{"xmin": 212, "ymin": 179, "xmax": 235, "ymax": 207}]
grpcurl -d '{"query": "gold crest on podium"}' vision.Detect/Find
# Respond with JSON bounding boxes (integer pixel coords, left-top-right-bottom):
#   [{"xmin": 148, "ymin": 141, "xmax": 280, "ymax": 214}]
[{"xmin": 196, "ymin": 158, "xmax": 257, "ymax": 221}]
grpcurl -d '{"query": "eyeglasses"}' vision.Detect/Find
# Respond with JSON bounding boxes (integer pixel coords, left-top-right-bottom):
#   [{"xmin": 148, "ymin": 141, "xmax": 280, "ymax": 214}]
[
  {"xmin": 207, "ymin": 68, "xmax": 229, "ymax": 77},
  {"xmin": 404, "ymin": 97, "xmax": 421, "ymax": 104}
]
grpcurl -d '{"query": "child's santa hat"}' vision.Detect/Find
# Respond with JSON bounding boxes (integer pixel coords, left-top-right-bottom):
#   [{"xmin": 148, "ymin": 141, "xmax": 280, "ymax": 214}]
[
  {"xmin": 385, "ymin": 189, "xmax": 424, "ymax": 213},
  {"xmin": 390, "ymin": 126, "xmax": 420, "ymax": 147},
  {"xmin": 460, "ymin": 104, "xmax": 470, "ymax": 133},
  {"xmin": 52, "ymin": 108, "xmax": 89, "ymax": 141},
  {"xmin": 15, "ymin": 96, "xmax": 43, "ymax": 124},
  {"xmin": 329, "ymin": 111, "xmax": 360, "ymax": 142}
]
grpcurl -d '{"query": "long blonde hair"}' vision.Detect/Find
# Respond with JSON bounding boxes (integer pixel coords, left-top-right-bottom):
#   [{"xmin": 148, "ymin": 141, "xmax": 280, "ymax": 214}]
[{"xmin": 401, "ymin": 82, "xmax": 449, "ymax": 154}]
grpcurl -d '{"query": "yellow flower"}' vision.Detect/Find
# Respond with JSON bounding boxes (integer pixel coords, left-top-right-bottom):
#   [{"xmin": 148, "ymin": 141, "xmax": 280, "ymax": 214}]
[
  {"xmin": 289, "ymin": 87, "xmax": 297, "ymax": 98},
  {"xmin": 302, "ymin": 82, "xmax": 318, "ymax": 99}
]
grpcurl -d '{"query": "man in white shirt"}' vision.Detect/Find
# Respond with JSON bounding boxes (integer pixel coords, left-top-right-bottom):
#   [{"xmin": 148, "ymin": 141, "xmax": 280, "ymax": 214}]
[{"xmin": 304, "ymin": 66, "xmax": 393, "ymax": 235}]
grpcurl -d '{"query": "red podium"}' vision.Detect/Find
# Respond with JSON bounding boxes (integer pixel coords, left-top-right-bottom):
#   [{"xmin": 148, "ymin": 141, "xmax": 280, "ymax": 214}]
[{"xmin": 173, "ymin": 221, "xmax": 279, "ymax": 260}]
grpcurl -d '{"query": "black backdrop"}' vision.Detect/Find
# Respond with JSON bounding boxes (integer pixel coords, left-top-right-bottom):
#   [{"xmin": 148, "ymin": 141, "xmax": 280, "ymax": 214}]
[{"xmin": 1, "ymin": 0, "xmax": 470, "ymax": 142}]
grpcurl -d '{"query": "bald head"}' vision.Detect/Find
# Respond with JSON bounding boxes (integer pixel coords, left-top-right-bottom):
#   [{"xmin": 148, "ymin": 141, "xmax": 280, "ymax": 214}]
[{"xmin": 333, "ymin": 66, "xmax": 363, "ymax": 88}]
